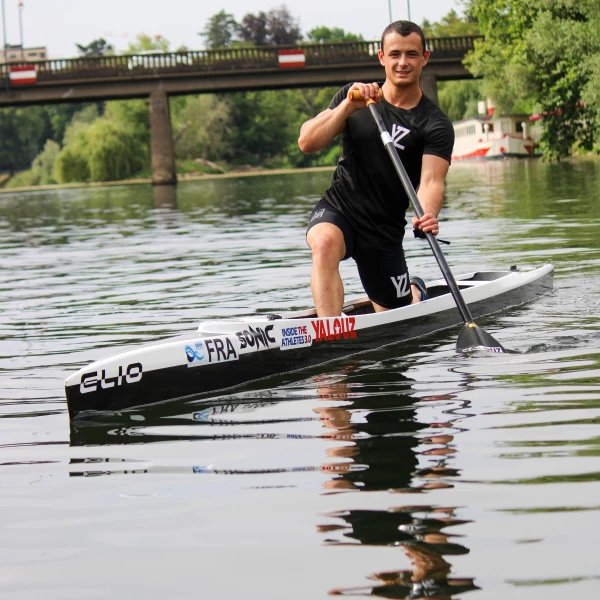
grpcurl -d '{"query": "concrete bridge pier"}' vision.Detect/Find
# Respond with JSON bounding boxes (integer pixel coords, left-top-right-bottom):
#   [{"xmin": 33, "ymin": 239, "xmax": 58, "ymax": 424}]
[
  {"xmin": 420, "ymin": 72, "xmax": 439, "ymax": 106},
  {"xmin": 149, "ymin": 89, "xmax": 177, "ymax": 185}
]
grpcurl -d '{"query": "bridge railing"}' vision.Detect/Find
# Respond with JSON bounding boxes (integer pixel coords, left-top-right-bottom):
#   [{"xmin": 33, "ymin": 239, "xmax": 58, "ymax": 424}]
[{"xmin": 0, "ymin": 36, "xmax": 482, "ymax": 86}]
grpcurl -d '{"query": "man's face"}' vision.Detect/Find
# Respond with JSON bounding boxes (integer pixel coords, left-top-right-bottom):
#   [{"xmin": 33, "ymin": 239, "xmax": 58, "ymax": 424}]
[{"xmin": 377, "ymin": 31, "xmax": 430, "ymax": 87}]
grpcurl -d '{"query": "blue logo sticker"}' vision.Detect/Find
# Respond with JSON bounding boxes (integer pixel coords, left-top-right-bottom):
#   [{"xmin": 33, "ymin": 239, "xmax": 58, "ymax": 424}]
[{"xmin": 185, "ymin": 342, "xmax": 205, "ymax": 363}]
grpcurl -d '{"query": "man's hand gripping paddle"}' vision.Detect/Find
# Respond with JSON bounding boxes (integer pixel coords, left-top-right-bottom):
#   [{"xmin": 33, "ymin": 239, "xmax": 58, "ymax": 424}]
[{"xmin": 348, "ymin": 89, "xmax": 508, "ymax": 353}]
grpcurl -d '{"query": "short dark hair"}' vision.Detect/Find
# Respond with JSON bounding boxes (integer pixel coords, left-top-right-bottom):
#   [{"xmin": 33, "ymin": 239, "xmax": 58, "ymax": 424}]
[{"xmin": 380, "ymin": 21, "xmax": 427, "ymax": 54}]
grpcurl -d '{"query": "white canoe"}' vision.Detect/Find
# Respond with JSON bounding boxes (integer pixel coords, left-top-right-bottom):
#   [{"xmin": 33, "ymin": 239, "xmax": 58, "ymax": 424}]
[{"xmin": 65, "ymin": 264, "xmax": 554, "ymax": 419}]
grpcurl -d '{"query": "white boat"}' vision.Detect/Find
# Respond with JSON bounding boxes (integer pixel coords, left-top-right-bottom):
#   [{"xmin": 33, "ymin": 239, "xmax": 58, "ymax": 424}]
[
  {"xmin": 452, "ymin": 108, "xmax": 538, "ymax": 160},
  {"xmin": 64, "ymin": 264, "xmax": 554, "ymax": 419}
]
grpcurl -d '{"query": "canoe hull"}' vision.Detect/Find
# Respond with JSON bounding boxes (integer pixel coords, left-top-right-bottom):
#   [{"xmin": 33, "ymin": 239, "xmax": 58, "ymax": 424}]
[{"xmin": 64, "ymin": 265, "xmax": 554, "ymax": 419}]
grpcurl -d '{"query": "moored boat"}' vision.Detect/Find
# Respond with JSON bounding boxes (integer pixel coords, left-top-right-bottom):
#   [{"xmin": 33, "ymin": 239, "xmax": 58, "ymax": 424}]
[
  {"xmin": 452, "ymin": 100, "xmax": 539, "ymax": 160},
  {"xmin": 64, "ymin": 264, "xmax": 554, "ymax": 419}
]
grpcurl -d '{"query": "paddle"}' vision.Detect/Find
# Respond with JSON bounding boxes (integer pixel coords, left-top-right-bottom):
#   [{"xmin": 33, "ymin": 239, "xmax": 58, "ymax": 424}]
[{"xmin": 349, "ymin": 89, "xmax": 507, "ymax": 353}]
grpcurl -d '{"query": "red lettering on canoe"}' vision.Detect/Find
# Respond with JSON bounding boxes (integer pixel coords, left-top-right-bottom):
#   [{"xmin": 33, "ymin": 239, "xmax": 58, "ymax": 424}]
[{"xmin": 311, "ymin": 317, "xmax": 357, "ymax": 342}]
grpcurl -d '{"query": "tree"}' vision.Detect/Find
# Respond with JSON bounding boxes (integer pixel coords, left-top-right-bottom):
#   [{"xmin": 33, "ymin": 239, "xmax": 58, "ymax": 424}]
[
  {"xmin": 265, "ymin": 5, "xmax": 302, "ymax": 45},
  {"xmin": 419, "ymin": 8, "xmax": 483, "ymax": 122},
  {"xmin": 200, "ymin": 10, "xmax": 238, "ymax": 49},
  {"xmin": 237, "ymin": 5, "xmax": 302, "ymax": 46},
  {"xmin": 438, "ymin": 80, "xmax": 485, "ymax": 122},
  {"xmin": 306, "ymin": 26, "xmax": 363, "ymax": 43},
  {"xmin": 0, "ymin": 107, "xmax": 52, "ymax": 174},
  {"xmin": 237, "ymin": 12, "xmax": 269, "ymax": 46},
  {"xmin": 465, "ymin": 0, "xmax": 600, "ymax": 159},
  {"xmin": 5, "ymin": 139, "xmax": 60, "ymax": 188},
  {"xmin": 54, "ymin": 102, "xmax": 149, "ymax": 183},
  {"xmin": 421, "ymin": 9, "xmax": 480, "ymax": 37},
  {"xmin": 169, "ymin": 95, "xmax": 234, "ymax": 161},
  {"xmin": 126, "ymin": 33, "xmax": 170, "ymax": 53},
  {"xmin": 75, "ymin": 38, "xmax": 114, "ymax": 57}
]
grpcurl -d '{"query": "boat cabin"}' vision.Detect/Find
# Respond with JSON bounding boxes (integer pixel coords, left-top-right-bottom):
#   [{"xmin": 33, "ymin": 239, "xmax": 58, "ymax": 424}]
[{"xmin": 452, "ymin": 113, "xmax": 537, "ymax": 160}]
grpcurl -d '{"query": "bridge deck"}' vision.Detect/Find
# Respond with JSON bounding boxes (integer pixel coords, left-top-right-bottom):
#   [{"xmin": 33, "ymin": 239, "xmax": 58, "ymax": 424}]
[{"xmin": 0, "ymin": 37, "xmax": 481, "ymax": 106}]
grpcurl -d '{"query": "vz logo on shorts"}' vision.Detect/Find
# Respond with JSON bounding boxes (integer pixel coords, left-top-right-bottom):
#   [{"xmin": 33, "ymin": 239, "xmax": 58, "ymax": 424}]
[
  {"xmin": 236, "ymin": 325, "xmax": 276, "ymax": 351},
  {"xmin": 391, "ymin": 273, "xmax": 410, "ymax": 298},
  {"xmin": 186, "ymin": 336, "xmax": 238, "ymax": 368},
  {"xmin": 311, "ymin": 317, "xmax": 356, "ymax": 342},
  {"xmin": 310, "ymin": 208, "xmax": 325, "ymax": 222},
  {"xmin": 80, "ymin": 363, "xmax": 143, "ymax": 394}
]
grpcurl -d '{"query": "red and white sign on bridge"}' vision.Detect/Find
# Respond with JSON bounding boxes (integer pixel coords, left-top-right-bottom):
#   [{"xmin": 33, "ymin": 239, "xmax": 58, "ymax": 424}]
[
  {"xmin": 9, "ymin": 65, "xmax": 38, "ymax": 85},
  {"xmin": 277, "ymin": 49, "xmax": 305, "ymax": 68}
]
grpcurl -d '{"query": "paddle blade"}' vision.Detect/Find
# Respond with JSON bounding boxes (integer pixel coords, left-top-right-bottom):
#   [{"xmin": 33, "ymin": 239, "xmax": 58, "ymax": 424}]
[{"xmin": 456, "ymin": 322, "xmax": 507, "ymax": 354}]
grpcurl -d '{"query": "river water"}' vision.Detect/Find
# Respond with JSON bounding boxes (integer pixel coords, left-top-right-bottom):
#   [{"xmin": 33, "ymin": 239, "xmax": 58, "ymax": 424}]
[{"xmin": 1, "ymin": 159, "xmax": 599, "ymax": 599}]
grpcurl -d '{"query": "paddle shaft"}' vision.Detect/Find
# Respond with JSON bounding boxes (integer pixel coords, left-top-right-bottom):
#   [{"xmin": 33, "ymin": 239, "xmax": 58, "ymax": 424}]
[{"xmin": 356, "ymin": 93, "xmax": 475, "ymax": 324}]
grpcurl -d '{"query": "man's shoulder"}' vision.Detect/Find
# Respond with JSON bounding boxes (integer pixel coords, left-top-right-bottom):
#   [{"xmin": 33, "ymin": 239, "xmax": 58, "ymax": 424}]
[{"xmin": 419, "ymin": 94, "xmax": 452, "ymax": 125}]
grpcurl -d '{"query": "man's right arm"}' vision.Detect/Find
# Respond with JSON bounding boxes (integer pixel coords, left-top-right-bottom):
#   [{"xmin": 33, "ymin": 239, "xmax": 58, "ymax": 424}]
[{"xmin": 298, "ymin": 82, "xmax": 381, "ymax": 154}]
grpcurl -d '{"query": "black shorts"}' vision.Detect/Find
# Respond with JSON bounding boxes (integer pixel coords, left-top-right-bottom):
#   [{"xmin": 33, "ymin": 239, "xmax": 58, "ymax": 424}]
[{"xmin": 306, "ymin": 199, "xmax": 413, "ymax": 309}]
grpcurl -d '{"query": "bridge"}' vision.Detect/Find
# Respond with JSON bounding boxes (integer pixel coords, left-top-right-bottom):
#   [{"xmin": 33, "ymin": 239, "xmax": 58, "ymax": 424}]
[{"xmin": 0, "ymin": 36, "xmax": 481, "ymax": 184}]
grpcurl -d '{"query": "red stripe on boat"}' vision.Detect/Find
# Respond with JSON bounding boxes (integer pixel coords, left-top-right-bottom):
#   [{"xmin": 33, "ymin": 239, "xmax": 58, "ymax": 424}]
[{"xmin": 452, "ymin": 148, "xmax": 491, "ymax": 160}]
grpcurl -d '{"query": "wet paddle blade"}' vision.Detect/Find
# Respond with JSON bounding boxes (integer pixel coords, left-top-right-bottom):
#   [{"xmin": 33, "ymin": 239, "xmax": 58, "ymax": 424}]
[{"xmin": 456, "ymin": 322, "xmax": 507, "ymax": 354}]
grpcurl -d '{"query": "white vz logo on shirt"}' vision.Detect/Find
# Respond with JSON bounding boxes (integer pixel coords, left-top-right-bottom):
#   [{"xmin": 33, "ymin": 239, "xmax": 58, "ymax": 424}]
[
  {"xmin": 390, "ymin": 273, "xmax": 410, "ymax": 298},
  {"xmin": 391, "ymin": 124, "xmax": 411, "ymax": 150}
]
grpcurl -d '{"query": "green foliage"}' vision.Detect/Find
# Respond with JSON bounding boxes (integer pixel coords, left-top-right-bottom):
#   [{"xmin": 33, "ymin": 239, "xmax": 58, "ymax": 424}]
[
  {"xmin": 466, "ymin": 0, "xmax": 600, "ymax": 159},
  {"xmin": 6, "ymin": 140, "xmax": 60, "ymax": 188},
  {"xmin": 254, "ymin": 6, "xmax": 302, "ymax": 46},
  {"xmin": 170, "ymin": 95, "xmax": 234, "ymax": 161},
  {"xmin": 53, "ymin": 142, "xmax": 90, "ymax": 183},
  {"xmin": 54, "ymin": 102, "xmax": 149, "ymax": 183},
  {"xmin": 228, "ymin": 90, "xmax": 300, "ymax": 161},
  {"xmin": 290, "ymin": 86, "xmax": 344, "ymax": 167},
  {"xmin": 104, "ymin": 99, "xmax": 150, "ymax": 142},
  {"xmin": 421, "ymin": 9, "xmax": 480, "ymax": 37},
  {"xmin": 0, "ymin": 106, "xmax": 52, "ymax": 173},
  {"xmin": 237, "ymin": 6, "xmax": 302, "ymax": 46},
  {"xmin": 237, "ymin": 12, "xmax": 269, "ymax": 46},
  {"xmin": 200, "ymin": 10, "xmax": 238, "ymax": 49},
  {"xmin": 61, "ymin": 105, "xmax": 100, "ymax": 146},
  {"xmin": 420, "ymin": 7, "xmax": 484, "ymax": 122},
  {"xmin": 34, "ymin": 140, "xmax": 61, "ymax": 184},
  {"xmin": 306, "ymin": 26, "xmax": 364, "ymax": 43},
  {"xmin": 201, "ymin": 7, "xmax": 303, "ymax": 49},
  {"xmin": 47, "ymin": 104, "xmax": 94, "ymax": 146},
  {"xmin": 126, "ymin": 33, "xmax": 170, "ymax": 53},
  {"xmin": 438, "ymin": 80, "xmax": 485, "ymax": 121}
]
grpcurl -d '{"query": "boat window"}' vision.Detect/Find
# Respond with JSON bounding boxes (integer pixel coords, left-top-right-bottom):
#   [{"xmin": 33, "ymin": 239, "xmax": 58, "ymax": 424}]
[
  {"xmin": 516, "ymin": 121, "xmax": 524, "ymax": 133},
  {"xmin": 455, "ymin": 124, "xmax": 479, "ymax": 137}
]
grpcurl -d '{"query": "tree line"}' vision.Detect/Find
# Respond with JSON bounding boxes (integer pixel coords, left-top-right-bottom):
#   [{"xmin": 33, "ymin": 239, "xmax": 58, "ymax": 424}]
[{"xmin": 1, "ymin": 1, "xmax": 599, "ymax": 188}]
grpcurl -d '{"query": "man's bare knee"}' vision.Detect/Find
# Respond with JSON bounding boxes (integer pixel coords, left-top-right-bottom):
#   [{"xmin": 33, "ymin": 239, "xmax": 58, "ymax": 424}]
[{"xmin": 307, "ymin": 224, "xmax": 345, "ymax": 264}]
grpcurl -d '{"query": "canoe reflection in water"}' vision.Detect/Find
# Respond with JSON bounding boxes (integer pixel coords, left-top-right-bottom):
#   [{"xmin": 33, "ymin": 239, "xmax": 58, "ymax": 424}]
[
  {"xmin": 312, "ymin": 373, "xmax": 478, "ymax": 598},
  {"xmin": 321, "ymin": 505, "xmax": 478, "ymax": 598},
  {"xmin": 69, "ymin": 365, "xmax": 478, "ymax": 597},
  {"xmin": 312, "ymin": 370, "xmax": 459, "ymax": 494}
]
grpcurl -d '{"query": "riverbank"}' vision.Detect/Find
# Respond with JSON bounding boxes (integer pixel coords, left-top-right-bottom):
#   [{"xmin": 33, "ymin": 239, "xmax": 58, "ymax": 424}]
[{"xmin": 0, "ymin": 166, "xmax": 336, "ymax": 195}]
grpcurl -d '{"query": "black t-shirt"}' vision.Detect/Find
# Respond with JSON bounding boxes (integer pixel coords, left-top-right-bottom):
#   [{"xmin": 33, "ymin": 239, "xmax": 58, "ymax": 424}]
[{"xmin": 322, "ymin": 83, "xmax": 454, "ymax": 247}]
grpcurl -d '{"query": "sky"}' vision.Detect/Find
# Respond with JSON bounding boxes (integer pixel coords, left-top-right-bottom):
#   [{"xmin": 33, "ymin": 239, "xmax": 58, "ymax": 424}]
[{"xmin": 1, "ymin": 0, "xmax": 464, "ymax": 59}]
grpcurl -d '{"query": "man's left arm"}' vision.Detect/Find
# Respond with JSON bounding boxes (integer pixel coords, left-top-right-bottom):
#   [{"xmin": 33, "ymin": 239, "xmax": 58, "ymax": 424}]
[{"xmin": 412, "ymin": 154, "xmax": 450, "ymax": 236}]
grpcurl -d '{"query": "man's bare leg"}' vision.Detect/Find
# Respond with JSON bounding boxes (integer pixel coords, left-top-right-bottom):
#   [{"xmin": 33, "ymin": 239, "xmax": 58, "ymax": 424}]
[
  {"xmin": 371, "ymin": 284, "xmax": 422, "ymax": 313},
  {"xmin": 307, "ymin": 223, "xmax": 346, "ymax": 317}
]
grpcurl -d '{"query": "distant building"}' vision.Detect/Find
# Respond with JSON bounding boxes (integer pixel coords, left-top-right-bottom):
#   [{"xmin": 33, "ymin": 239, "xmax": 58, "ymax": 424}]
[{"xmin": 0, "ymin": 45, "xmax": 48, "ymax": 63}]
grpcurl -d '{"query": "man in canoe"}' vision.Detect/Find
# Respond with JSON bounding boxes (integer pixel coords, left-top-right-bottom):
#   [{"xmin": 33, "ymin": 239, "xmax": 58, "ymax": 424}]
[{"xmin": 298, "ymin": 21, "xmax": 454, "ymax": 317}]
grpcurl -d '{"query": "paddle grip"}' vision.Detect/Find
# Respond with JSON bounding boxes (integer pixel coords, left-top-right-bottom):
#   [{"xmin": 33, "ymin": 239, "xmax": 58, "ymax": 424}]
[{"xmin": 348, "ymin": 89, "xmax": 383, "ymax": 106}]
